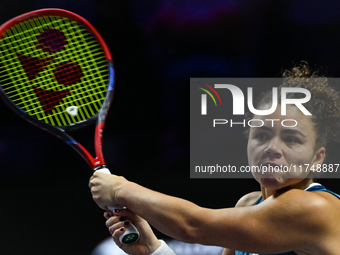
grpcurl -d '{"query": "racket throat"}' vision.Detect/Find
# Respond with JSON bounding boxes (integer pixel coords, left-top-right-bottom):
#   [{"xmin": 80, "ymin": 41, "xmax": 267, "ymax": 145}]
[{"xmin": 93, "ymin": 164, "xmax": 107, "ymax": 172}]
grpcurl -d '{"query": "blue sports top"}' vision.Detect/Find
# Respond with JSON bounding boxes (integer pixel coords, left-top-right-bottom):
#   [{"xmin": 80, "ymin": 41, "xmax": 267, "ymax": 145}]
[{"xmin": 235, "ymin": 183, "xmax": 340, "ymax": 255}]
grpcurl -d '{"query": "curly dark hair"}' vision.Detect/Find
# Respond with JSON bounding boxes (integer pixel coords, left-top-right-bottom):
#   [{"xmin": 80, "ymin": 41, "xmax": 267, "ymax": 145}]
[{"xmin": 251, "ymin": 62, "xmax": 340, "ymax": 150}]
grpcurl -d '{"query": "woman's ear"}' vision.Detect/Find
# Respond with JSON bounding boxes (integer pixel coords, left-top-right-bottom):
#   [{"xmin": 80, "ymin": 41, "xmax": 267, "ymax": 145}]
[{"xmin": 312, "ymin": 147, "xmax": 326, "ymax": 166}]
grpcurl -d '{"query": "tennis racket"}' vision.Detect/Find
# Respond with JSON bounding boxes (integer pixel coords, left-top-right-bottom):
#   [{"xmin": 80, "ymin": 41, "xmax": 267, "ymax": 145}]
[{"xmin": 0, "ymin": 8, "xmax": 139, "ymax": 245}]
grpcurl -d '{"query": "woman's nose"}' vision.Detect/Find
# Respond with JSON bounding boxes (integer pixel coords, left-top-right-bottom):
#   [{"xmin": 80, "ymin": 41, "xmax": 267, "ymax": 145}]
[{"xmin": 264, "ymin": 138, "xmax": 282, "ymax": 158}]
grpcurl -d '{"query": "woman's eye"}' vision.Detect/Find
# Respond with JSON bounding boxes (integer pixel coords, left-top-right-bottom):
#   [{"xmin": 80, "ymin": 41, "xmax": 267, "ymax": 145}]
[
  {"xmin": 285, "ymin": 136, "xmax": 300, "ymax": 144},
  {"xmin": 256, "ymin": 133, "xmax": 268, "ymax": 141}
]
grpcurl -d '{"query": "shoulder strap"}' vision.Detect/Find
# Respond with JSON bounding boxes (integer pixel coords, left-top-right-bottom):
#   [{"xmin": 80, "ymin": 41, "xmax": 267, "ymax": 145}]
[{"xmin": 306, "ymin": 183, "xmax": 340, "ymax": 199}]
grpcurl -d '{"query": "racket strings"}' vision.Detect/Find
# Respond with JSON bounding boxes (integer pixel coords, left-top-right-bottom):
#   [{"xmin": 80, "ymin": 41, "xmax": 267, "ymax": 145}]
[{"xmin": 0, "ymin": 15, "xmax": 109, "ymax": 127}]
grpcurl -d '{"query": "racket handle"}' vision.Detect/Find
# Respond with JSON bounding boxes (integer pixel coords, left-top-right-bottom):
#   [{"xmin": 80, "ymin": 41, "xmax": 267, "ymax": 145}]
[{"xmin": 95, "ymin": 167, "xmax": 140, "ymax": 245}]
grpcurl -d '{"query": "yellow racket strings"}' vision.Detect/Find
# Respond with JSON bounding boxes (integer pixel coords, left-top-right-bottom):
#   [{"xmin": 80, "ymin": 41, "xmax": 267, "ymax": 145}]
[{"xmin": 0, "ymin": 15, "xmax": 109, "ymax": 126}]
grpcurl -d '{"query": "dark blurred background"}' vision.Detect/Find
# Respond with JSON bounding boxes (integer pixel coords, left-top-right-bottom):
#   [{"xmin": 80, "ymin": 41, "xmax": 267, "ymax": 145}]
[{"xmin": 1, "ymin": 0, "xmax": 340, "ymax": 254}]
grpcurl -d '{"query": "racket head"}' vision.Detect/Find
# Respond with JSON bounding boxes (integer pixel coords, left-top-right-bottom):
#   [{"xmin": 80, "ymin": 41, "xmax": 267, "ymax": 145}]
[{"xmin": 0, "ymin": 8, "xmax": 114, "ymax": 132}]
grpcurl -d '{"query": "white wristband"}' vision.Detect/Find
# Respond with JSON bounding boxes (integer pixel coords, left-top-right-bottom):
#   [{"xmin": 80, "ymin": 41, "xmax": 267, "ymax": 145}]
[{"xmin": 151, "ymin": 240, "xmax": 176, "ymax": 255}]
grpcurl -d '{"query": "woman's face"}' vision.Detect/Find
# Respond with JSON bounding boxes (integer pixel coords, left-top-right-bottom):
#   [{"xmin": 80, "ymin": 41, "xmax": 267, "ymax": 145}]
[{"xmin": 247, "ymin": 104, "xmax": 325, "ymax": 190}]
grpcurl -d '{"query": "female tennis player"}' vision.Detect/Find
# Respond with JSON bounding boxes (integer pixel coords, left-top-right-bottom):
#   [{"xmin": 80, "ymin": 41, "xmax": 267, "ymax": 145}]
[{"xmin": 89, "ymin": 63, "xmax": 340, "ymax": 255}]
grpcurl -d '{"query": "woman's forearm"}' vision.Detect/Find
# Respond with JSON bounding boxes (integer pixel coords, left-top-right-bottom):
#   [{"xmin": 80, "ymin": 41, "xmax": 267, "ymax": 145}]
[
  {"xmin": 118, "ymin": 181, "xmax": 206, "ymax": 243},
  {"xmin": 90, "ymin": 172, "xmax": 241, "ymax": 247}
]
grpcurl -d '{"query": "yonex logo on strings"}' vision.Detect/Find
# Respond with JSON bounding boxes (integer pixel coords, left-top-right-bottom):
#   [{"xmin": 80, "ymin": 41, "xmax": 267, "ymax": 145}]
[
  {"xmin": 199, "ymin": 83, "xmax": 311, "ymax": 116},
  {"xmin": 18, "ymin": 28, "xmax": 83, "ymax": 115}
]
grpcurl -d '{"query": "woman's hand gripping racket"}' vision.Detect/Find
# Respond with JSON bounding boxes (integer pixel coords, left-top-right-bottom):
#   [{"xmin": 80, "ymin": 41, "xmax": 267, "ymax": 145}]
[{"xmin": 0, "ymin": 8, "xmax": 139, "ymax": 245}]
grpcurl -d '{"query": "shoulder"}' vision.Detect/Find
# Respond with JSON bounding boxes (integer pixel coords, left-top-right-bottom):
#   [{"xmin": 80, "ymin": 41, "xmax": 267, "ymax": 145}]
[
  {"xmin": 273, "ymin": 188, "xmax": 335, "ymax": 209},
  {"xmin": 242, "ymin": 189, "xmax": 340, "ymax": 251},
  {"xmin": 235, "ymin": 191, "xmax": 261, "ymax": 207},
  {"xmin": 260, "ymin": 188, "xmax": 338, "ymax": 228},
  {"xmin": 266, "ymin": 189, "xmax": 327, "ymax": 212}
]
